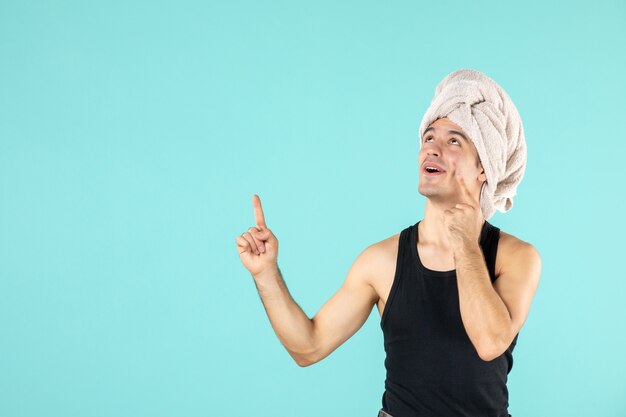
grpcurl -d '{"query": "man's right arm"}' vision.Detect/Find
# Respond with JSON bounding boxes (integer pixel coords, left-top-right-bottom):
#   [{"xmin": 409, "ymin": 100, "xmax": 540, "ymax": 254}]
[{"xmin": 252, "ymin": 245, "xmax": 380, "ymax": 367}]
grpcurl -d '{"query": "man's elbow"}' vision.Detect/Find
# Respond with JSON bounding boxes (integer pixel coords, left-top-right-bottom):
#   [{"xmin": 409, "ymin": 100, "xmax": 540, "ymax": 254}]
[
  {"xmin": 476, "ymin": 338, "xmax": 509, "ymax": 362},
  {"xmin": 477, "ymin": 348, "xmax": 500, "ymax": 362},
  {"xmin": 295, "ymin": 356, "xmax": 318, "ymax": 367},
  {"xmin": 290, "ymin": 350, "xmax": 320, "ymax": 367}
]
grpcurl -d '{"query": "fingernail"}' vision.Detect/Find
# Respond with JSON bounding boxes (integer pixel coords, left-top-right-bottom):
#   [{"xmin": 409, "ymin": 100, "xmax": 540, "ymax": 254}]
[{"xmin": 259, "ymin": 246, "xmax": 265, "ymax": 253}]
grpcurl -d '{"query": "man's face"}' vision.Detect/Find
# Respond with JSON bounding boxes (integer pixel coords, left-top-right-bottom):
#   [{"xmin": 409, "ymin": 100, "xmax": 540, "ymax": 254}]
[{"xmin": 418, "ymin": 117, "xmax": 487, "ymax": 203}]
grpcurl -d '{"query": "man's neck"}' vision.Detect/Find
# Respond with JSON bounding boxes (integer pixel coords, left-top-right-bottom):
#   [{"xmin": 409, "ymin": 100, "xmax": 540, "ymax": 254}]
[
  {"xmin": 419, "ymin": 199, "xmax": 485, "ymax": 250},
  {"xmin": 420, "ymin": 200, "xmax": 454, "ymax": 250}
]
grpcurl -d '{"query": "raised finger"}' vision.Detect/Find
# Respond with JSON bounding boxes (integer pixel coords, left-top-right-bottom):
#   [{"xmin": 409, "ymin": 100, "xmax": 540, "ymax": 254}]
[
  {"xmin": 456, "ymin": 175, "xmax": 478, "ymax": 205},
  {"xmin": 252, "ymin": 194, "xmax": 267, "ymax": 229}
]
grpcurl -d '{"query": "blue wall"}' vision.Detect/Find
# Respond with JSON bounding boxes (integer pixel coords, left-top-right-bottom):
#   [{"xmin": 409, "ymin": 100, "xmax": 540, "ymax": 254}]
[{"xmin": 1, "ymin": 1, "xmax": 624, "ymax": 416}]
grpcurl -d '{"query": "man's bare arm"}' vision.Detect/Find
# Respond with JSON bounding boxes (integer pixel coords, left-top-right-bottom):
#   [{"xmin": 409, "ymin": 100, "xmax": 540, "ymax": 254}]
[
  {"xmin": 455, "ymin": 239, "xmax": 542, "ymax": 361},
  {"xmin": 252, "ymin": 246, "xmax": 379, "ymax": 367},
  {"xmin": 237, "ymin": 195, "xmax": 380, "ymax": 367}
]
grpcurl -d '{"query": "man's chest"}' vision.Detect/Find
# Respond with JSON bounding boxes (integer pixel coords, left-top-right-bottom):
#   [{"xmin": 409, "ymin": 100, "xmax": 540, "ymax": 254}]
[{"xmin": 372, "ymin": 233, "xmax": 510, "ymax": 318}]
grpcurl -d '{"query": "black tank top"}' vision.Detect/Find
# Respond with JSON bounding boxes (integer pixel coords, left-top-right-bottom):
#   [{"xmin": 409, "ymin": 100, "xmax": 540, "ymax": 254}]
[{"xmin": 380, "ymin": 220, "xmax": 518, "ymax": 417}]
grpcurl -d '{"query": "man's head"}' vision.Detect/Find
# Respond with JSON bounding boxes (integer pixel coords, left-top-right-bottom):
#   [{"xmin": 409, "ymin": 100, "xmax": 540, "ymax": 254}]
[
  {"xmin": 418, "ymin": 117, "xmax": 486, "ymax": 206},
  {"xmin": 418, "ymin": 69, "xmax": 527, "ymax": 219}
]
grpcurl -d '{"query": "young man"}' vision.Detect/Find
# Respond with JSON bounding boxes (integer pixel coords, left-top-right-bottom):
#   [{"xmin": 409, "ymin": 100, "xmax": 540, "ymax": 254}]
[{"xmin": 236, "ymin": 69, "xmax": 542, "ymax": 417}]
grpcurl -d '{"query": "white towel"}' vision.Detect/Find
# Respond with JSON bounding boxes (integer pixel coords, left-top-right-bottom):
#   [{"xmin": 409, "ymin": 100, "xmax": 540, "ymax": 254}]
[{"xmin": 418, "ymin": 68, "xmax": 527, "ymax": 220}]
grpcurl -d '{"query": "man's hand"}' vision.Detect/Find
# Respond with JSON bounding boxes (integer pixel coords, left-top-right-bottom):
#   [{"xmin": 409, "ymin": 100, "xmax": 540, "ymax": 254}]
[
  {"xmin": 442, "ymin": 175, "xmax": 485, "ymax": 254},
  {"xmin": 236, "ymin": 194, "xmax": 279, "ymax": 278}
]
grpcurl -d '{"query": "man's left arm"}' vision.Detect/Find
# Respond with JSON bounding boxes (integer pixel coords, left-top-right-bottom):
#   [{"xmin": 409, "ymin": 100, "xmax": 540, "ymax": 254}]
[{"xmin": 455, "ymin": 240, "xmax": 542, "ymax": 361}]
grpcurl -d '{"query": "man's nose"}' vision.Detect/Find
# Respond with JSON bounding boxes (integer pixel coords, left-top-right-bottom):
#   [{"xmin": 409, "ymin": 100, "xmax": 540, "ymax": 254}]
[
  {"xmin": 425, "ymin": 146, "xmax": 440, "ymax": 157},
  {"xmin": 422, "ymin": 139, "xmax": 443, "ymax": 155}
]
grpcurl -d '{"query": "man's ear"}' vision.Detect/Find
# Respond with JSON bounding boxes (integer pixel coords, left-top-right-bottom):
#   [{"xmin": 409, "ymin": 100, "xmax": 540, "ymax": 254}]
[{"xmin": 477, "ymin": 160, "xmax": 487, "ymax": 183}]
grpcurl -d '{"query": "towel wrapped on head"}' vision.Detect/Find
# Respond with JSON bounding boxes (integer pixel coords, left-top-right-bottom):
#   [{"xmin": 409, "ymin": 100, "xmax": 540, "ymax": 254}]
[{"xmin": 418, "ymin": 68, "xmax": 527, "ymax": 220}]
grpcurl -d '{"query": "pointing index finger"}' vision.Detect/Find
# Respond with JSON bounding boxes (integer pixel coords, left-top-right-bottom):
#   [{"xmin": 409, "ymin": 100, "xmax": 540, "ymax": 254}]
[
  {"xmin": 252, "ymin": 194, "xmax": 267, "ymax": 229},
  {"xmin": 456, "ymin": 175, "xmax": 479, "ymax": 206}
]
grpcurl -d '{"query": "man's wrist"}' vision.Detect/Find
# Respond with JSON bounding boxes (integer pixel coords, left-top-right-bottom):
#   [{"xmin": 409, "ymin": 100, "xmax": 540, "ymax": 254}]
[
  {"xmin": 253, "ymin": 264, "xmax": 280, "ymax": 283},
  {"xmin": 454, "ymin": 240, "xmax": 482, "ymax": 261}
]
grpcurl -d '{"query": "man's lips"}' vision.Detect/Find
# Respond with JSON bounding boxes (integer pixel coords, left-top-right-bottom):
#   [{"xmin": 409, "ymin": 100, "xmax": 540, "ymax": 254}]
[
  {"xmin": 423, "ymin": 169, "xmax": 446, "ymax": 176},
  {"xmin": 422, "ymin": 162, "xmax": 447, "ymax": 176}
]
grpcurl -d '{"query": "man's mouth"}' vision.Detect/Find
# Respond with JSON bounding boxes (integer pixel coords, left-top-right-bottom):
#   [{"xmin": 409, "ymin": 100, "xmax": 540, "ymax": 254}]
[{"xmin": 423, "ymin": 166, "xmax": 446, "ymax": 176}]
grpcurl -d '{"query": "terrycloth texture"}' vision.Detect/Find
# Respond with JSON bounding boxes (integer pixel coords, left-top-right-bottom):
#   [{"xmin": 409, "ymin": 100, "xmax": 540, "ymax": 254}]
[{"xmin": 419, "ymin": 68, "xmax": 527, "ymax": 220}]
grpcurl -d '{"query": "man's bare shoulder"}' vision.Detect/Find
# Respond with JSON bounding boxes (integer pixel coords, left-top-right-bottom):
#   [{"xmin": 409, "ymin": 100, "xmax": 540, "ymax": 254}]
[
  {"xmin": 496, "ymin": 229, "xmax": 542, "ymax": 276},
  {"xmin": 355, "ymin": 231, "xmax": 401, "ymax": 288},
  {"xmin": 364, "ymin": 231, "xmax": 401, "ymax": 262}
]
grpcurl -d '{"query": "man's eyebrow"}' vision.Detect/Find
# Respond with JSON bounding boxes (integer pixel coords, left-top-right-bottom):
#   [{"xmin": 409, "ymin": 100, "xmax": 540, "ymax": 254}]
[
  {"xmin": 448, "ymin": 130, "xmax": 469, "ymax": 142},
  {"xmin": 422, "ymin": 127, "xmax": 469, "ymax": 142}
]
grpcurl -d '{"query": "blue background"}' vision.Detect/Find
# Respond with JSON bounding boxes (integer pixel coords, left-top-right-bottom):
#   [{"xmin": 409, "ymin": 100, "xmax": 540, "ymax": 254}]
[{"xmin": 1, "ymin": 1, "xmax": 625, "ymax": 416}]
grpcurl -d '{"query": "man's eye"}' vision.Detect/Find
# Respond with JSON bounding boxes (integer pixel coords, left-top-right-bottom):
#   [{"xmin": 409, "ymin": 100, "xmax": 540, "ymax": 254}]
[{"xmin": 423, "ymin": 136, "xmax": 460, "ymax": 145}]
